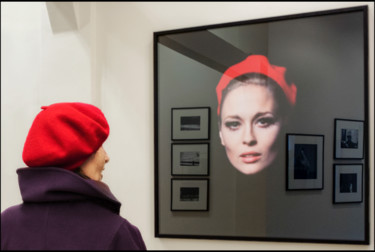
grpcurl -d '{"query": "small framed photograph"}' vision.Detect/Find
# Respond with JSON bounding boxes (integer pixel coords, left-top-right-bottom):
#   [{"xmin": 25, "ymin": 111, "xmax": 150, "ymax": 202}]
[
  {"xmin": 171, "ymin": 179, "xmax": 209, "ymax": 211},
  {"xmin": 286, "ymin": 134, "xmax": 324, "ymax": 190},
  {"xmin": 172, "ymin": 143, "xmax": 209, "ymax": 176},
  {"xmin": 333, "ymin": 164, "xmax": 363, "ymax": 204},
  {"xmin": 171, "ymin": 107, "xmax": 210, "ymax": 140},
  {"xmin": 334, "ymin": 119, "xmax": 364, "ymax": 159}
]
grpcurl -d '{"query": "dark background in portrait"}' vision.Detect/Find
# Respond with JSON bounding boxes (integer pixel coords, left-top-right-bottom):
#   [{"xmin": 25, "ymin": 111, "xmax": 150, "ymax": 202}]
[{"xmin": 155, "ymin": 8, "xmax": 366, "ymax": 243}]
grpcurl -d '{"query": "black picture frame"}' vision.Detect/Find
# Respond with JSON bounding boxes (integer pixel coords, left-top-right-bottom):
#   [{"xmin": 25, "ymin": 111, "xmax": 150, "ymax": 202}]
[
  {"xmin": 334, "ymin": 119, "xmax": 364, "ymax": 159},
  {"xmin": 171, "ymin": 178, "xmax": 209, "ymax": 211},
  {"xmin": 286, "ymin": 134, "xmax": 324, "ymax": 190},
  {"xmin": 171, "ymin": 143, "xmax": 209, "ymax": 176},
  {"xmin": 154, "ymin": 5, "xmax": 369, "ymax": 245},
  {"xmin": 171, "ymin": 107, "xmax": 210, "ymax": 141},
  {"xmin": 333, "ymin": 164, "xmax": 363, "ymax": 204}
]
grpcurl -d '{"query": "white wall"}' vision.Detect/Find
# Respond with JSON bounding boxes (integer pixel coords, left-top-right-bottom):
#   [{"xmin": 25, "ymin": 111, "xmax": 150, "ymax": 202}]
[{"xmin": 1, "ymin": 1, "xmax": 374, "ymax": 250}]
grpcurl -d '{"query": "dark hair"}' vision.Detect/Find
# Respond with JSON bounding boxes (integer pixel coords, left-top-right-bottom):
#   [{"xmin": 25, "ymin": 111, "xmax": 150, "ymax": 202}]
[
  {"xmin": 218, "ymin": 73, "xmax": 292, "ymax": 127},
  {"xmin": 73, "ymin": 168, "xmax": 91, "ymax": 180}
]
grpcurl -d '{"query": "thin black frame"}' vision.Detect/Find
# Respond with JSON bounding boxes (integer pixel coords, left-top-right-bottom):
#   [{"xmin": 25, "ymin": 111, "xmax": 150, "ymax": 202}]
[
  {"xmin": 333, "ymin": 164, "xmax": 363, "ymax": 204},
  {"xmin": 171, "ymin": 178, "xmax": 209, "ymax": 211},
  {"xmin": 171, "ymin": 143, "xmax": 210, "ymax": 176},
  {"xmin": 334, "ymin": 119, "xmax": 365, "ymax": 160},
  {"xmin": 154, "ymin": 5, "xmax": 369, "ymax": 245},
  {"xmin": 286, "ymin": 134, "xmax": 324, "ymax": 190},
  {"xmin": 171, "ymin": 107, "xmax": 211, "ymax": 141}
]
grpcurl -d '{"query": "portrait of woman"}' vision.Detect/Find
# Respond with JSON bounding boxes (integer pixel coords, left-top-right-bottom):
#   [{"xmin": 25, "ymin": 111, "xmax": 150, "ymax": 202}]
[{"xmin": 216, "ymin": 55, "xmax": 297, "ymax": 175}]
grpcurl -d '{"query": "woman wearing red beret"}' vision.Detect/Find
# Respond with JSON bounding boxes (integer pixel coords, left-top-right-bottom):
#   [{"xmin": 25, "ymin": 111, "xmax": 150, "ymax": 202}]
[
  {"xmin": 216, "ymin": 55, "xmax": 297, "ymax": 175},
  {"xmin": 1, "ymin": 102, "xmax": 147, "ymax": 250}
]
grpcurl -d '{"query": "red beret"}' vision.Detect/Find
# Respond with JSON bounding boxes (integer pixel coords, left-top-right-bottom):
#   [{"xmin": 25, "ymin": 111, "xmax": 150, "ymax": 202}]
[
  {"xmin": 216, "ymin": 55, "xmax": 297, "ymax": 115},
  {"xmin": 22, "ymin": 102, "xmax": 110, "ymax": 170}
]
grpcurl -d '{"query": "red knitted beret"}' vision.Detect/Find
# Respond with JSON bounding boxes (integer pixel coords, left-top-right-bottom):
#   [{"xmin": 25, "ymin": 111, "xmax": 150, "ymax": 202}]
[
  {"xmin": 22, "ymin": 102, "xmax": 110, "ymax": 170},
  {"xmin": 216, "ymin": 55, "xmax": 297, "ymax": 115}
]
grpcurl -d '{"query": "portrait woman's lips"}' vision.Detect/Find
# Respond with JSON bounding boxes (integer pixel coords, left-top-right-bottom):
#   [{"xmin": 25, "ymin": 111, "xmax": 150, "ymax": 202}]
[{"xmin": 240, "ymin": 152, "xmax": 261, "ymax": 163}]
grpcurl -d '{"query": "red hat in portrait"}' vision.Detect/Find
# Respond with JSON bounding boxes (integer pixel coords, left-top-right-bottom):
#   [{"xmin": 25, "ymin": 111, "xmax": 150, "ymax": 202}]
[
  {"xmin": 22, "ymin": 102, "xmax": 110, "ymax": 170},
  {"xmin": 216, "ymin": 55, "xmax": 297, "ymax": 115}
]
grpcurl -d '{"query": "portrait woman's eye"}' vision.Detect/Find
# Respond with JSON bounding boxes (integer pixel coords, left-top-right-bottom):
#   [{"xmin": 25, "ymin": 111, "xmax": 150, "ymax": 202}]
[
  {"xmin": 256, "ymin": 116, "xmax": 276, "ymax": 128},
  {"xmin": 224, "ymin": 120, "xmax": 241, "ymax": 130}
]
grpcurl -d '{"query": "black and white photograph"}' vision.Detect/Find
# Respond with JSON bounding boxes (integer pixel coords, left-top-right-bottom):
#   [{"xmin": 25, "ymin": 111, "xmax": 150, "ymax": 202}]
[
  {"xmin": 335, "ymin": 119, "xmax": 364, "ymax": 159},
  {"xmin": 333, "ymin": 164, "xmax": 363, "ymax": 204},
  {"xmin": 180, "ymin": 151, "xmax": 200, "ymax": 166},
  {"xmin": 172, "ymin": 143, "xmax": 209, "ymax": 176},
  {"xmin": 180, "ymin": 116, "xmax": 200, "ymax": 131},
  {"xmin": 294, "ymin": 144, "xmax": 318, "ymax": 179},
  {"xmin": 341, "ymin": 128, "xmax": 359, "ymax": 149},
  {"xmin": 287, "ymin": 134, "xmax": 324, "ymax": 190},
  {"xmin": 180, "ymin": 187, "xmax": 200, "ymax": 201},
  {"xmin": 171, "ymin": 179, "xmax": 209, "ymax": 211},
  {"xmin": 172, "ymin": 107, "xmax": 210, "ymax": 140},
  {"xmin": 340, "ymin": 173, "xmax": 358, "ymax": 193}
]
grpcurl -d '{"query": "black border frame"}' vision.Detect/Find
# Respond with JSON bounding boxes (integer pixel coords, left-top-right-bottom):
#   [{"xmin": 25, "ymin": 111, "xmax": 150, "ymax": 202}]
[
  {"xmin": 286, "ymin": 134, "xmax": 325, "ymax": 191},
  {"xmin": 333, "ymin": 164, "xmax": 363, "ymax": 204},
  {"xmin": 171, "ymin": 178, "xmax": 209, "ymax": 211},
  {"xmin": 171, "ymin": 107, "xmax": 211, "ymax": 141},
  {"xmin": 334, "ymin": 118, "xmax": 365, "ymax": 160},
  {"xmin": 154, "ymin": 5, "xmax": 369, "ymax": 245},
  {"xmin": 171, "ymin": 143, "xmax": 210, "ymax": 176}
]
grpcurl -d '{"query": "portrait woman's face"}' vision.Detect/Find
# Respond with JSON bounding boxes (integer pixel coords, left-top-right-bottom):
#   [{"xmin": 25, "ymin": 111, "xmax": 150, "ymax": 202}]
[{"xmin": 219, "ymin": 84, "xmax": 282, "ymax": 175}]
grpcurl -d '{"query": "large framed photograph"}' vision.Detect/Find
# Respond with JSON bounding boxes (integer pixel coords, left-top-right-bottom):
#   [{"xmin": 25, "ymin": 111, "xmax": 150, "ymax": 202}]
[
  {"xmin": 171, "ymin": 179, "xmax": 209, "ymax": 211},
  {"xmin": 154, "ymin": 5, "xmax": 369, "ymax": 244},
  {"xmin": 286, "ymin": 134, "xmax": 324, "ymax": 190},
  {"xmin": 172, "ymin": 143, "xmax": 209, "ymax": 176},
  {"xmin": 334, "ymin": 119, "xmax": 364, "ymax": 159},
  {"xmin": 333, "ymin": 164, "xmax": 363, "ymax": 204},
  {"xmin": 171, "ymin": 107, "xmax": 210, "ymax": 140}
]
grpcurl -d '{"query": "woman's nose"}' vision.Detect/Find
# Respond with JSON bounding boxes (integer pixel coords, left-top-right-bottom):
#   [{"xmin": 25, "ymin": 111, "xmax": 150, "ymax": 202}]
[
  {"xmin": 243, "ymin": 124, "xmax": 257, "ymax": 146},
  {"xmin": 104, "ymin": 150, "xmax": 110, "ymax": 163}
]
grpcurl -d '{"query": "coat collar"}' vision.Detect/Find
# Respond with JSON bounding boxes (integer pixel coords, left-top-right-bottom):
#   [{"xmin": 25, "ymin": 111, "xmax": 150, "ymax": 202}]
[{"xmin": 17, "ymin": 167, "xmax": 121, "ymax": 214}]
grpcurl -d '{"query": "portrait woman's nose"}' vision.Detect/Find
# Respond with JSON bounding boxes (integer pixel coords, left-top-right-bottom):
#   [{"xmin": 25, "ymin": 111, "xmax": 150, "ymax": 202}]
[{"xmin": 242, "ymin": 124, "xmax": 257, "ymax": 146}]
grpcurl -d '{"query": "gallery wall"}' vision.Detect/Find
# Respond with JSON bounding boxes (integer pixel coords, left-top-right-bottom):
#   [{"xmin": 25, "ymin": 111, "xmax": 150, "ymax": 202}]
[{"xmin": 1, "ymin": 1, "xmax": 374, "ymax": 250}]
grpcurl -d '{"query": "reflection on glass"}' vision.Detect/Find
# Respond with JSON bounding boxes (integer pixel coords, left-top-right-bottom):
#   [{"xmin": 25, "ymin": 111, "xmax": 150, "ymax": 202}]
[{"xmin": 216, "ymin": 55, "xmax": 297, "ymax": 175}]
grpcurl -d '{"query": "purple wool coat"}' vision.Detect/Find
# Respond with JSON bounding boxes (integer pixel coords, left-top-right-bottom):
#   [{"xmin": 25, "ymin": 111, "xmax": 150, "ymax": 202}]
[{"xmin": 1, "ymin": 167, "xmax": 147, "ymax": 250}]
